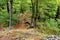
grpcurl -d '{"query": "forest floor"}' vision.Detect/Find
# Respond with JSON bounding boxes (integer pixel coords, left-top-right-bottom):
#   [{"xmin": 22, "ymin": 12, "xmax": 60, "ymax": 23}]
[
  {"xmin": 0, "ymin": 29, "xmax": 45, "ymax": 40},
  {"xmin": 0, "ymin": 29, "xmax": 60, "ymax": 40}
]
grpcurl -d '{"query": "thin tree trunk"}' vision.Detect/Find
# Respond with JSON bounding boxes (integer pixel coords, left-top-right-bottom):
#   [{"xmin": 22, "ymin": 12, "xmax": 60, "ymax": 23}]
[
  {"xmin": 34, "ymin": 0, "xmax": 38, "ymax": 28},
  {"xmin": 9, "ymin": 0, "xmax": 13, "ymax": 29},
  {"xmin": 31, "ymin": 0, "xmax": 35, "ymax": 26},
  {"xmin": 20, "ymin": 5, "xmax": 24, "ymax": 13},
  {"xmin": 7, "ymin": 0, "xmax": 9, "ymax": 13}
]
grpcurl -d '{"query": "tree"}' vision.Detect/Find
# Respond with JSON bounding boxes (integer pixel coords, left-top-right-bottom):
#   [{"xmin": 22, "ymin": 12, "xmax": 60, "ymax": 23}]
[
  {"xmin": 31, "ymin": 0, "xmax": 35, "ymax": 27},
  {"xmin": 31, "ymin": 0, "xmax": 39, "ymax": 28},
  {"xmin": 9, "ymin": 0, "xmax": 13, "ymax": 29},
  {"xmin": 34, "ymin": 0, "xmax": 38, "ymax": 28},
  {"xmin": 6, "ymin": 0, "xmax": 9, "ymax": 13}
]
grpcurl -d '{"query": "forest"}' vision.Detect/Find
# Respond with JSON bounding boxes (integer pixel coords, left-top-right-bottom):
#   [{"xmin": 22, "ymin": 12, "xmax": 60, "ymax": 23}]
[{"xmin": 0, "ymin": 0, "xmax": 60, "ymax": 40}]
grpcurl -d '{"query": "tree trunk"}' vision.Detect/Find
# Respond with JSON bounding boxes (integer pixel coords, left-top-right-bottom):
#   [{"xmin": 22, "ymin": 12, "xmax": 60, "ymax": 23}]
[
  {"xmin": 20, "ymin": 0, "xmax": 24, "ymax": 13},
  {"xmin": 7, "ymin": 0, "xmax": 9, "ymax": 13},
  {"xmin": 34, "ymin": 0, "xmax": 38, "ymax": 28},
  {"xmin": 9, "ymin": 0, "xmax": 13, "ymax": 29},
  {"xmin": 31, "ymin": 0, "xmax": 35, "ymax": 26}
]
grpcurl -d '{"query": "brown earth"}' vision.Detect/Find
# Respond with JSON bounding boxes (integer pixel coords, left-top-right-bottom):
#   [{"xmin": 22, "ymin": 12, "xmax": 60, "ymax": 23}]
[
  {"xmin": 0, "ymin": 29, "xmax": 43, "ymax": 40},
  {"xmin": 11, "ymin": 13, "xmax": 32, "ymax": 30}
]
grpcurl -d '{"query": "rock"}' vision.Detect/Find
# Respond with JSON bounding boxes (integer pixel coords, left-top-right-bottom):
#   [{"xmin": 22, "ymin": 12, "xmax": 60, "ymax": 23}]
[{"xmin": 43, "ymin": 35, "xmax": 60, "ymax": 40}]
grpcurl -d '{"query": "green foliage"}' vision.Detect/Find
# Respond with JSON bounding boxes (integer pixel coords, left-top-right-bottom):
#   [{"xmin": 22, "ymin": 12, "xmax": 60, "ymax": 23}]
[
  {"xmin": 0, "ymin": 11, "xmax": 18, "ymax": 27},
  {"xmin": 45, "ymin": 19, "xmax": 57, "ymax": 27},
  {"xmin": 12, "ymin": 14, "xmax": 18, "ymax": 25},
  {"xmin": 13, "ymin": 0, "xmax": 31, "ymax": 13},
  {"xmin": 38, "ymin": 20, "xmax": 60, "ymax": 35},
  {"xmin": 39, "ymin": 0, "xmax": 59, "ymax": 19},
  {"xmin": 0, "ymin": 0, "xmax": 6, "ymax": 9},
  {"xmin": 44, "ymin": 19, "xmax": 60, "ymax": 35}
]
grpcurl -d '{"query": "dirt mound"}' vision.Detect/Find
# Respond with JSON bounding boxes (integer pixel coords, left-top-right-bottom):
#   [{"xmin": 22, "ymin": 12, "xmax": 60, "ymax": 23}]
[{"xmin": 11, "ymin": 13, "xmax": 33, "ymax": 30}]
